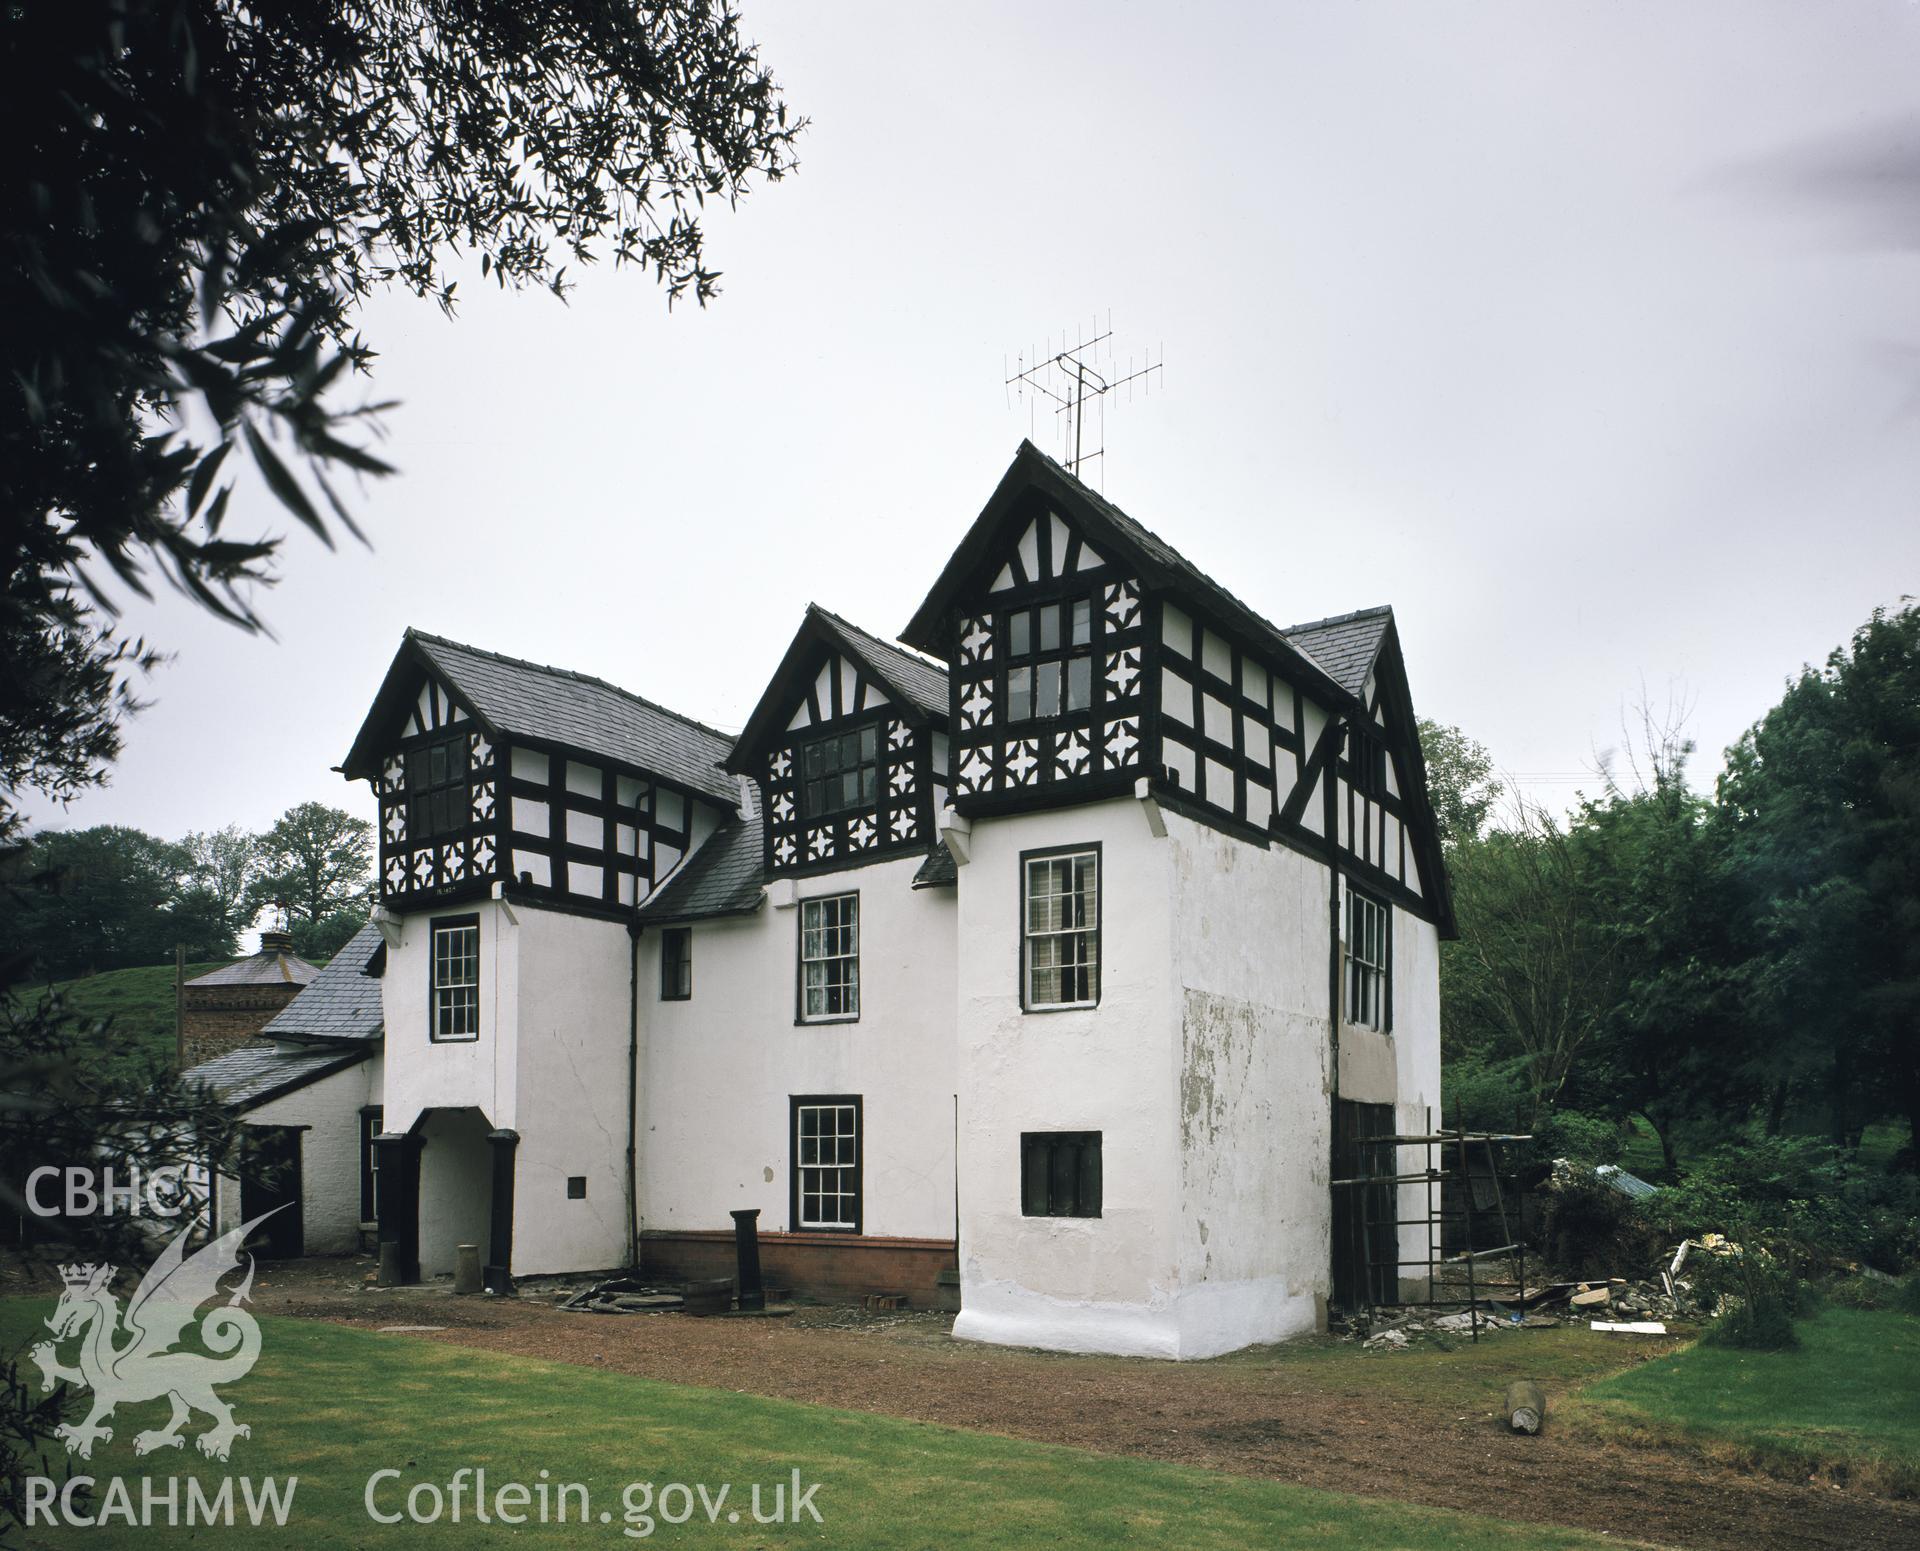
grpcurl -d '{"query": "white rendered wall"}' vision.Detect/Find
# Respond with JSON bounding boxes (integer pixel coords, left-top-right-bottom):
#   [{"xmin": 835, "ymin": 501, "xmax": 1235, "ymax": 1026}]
[
  {"xmin": 509, "ymin": 904, "xmax": 635, "ymax": 1274},
  {"xmin": 637, "ymin": 851, "xmax": 958, "ymax": 1241},
  {"xmin": 380, "ymin": 898, "xmax": 520, "ymax": 1135},
  {"xmin": 1167, "ymin": 815, "xmax": 1334, "ymax": 1355},
  {"xmin": 950, "ymin": 797, "xmax": 1187, "ymax": 1358},
  {"xmin": 211, "ymin": 1049, "xmax": 376, "ymax": 1255},
  {"xmin": 381, "ymin": 894, "xmax": 633, "ymax": 1276}
]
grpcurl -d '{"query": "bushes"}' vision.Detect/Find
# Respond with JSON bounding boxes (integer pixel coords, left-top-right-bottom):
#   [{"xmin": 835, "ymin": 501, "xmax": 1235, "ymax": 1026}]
[
  {"xmin": 1690, "ymin": 1247, "xmax": 1811, "ymax": 1351},
  {"xmin": 1640, "ymin": 1136, "xmax": 1920, "ymax": 1275}
]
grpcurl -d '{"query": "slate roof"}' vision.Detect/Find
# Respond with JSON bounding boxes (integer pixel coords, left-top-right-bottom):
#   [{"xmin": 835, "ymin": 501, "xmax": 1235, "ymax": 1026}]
[
  {"xmin": 810, "ymin": 607, "xmax": 949, "ymax": 721},
  {"xmin": 345, "ymin": 630, "xmax": 739, "ymax": 806},
  {"xmin": 186, "ymin": 946, "xmax": 318, "ymax": 989},
  {"xmin": 180, "ymin": 1041, "xmax": 369, "ymax": 1110},
  {"xmin": 639, "ymin": 817, "xmax": 766, "ymax": 923},
  {"xmin": 1282, "ymin": 606, "xmax": 1394, "ymax": 698},
  {"xmin": 259, "ymin": 922, "xmax": 386, "ymax": 1044},
  {"xmin": 911, "ymin": 841, "xmax": 958, "ymax": 889}
]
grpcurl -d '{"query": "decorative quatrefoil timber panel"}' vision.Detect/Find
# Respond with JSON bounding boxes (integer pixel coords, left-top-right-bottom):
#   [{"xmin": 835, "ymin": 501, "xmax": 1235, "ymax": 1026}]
[
  {"xmin": 959, "ymin": 616, "xmax": 994, "ymax": 664},
  {"xmin": 889, "ymin": 807, "xmax": 919, "ymax": 841},
  {"xmin": 960, "ymin": 680, "xmax": 994, "ymax": 729},
  {"xmin": 957, "ymin": 746, "xmax": 994, "ymax": 795},
  {"xmin": 1006, "ymin": 739, "xmax": 1041, "ymax": 786},
  {"xmin": 848, "ymin": 815, "xmax": 877, "ymax": 851},
  {"xmin": 1105, "ymin": 647, "xmax": 1141, "ymax": 699},
  {"xmin": 1103, "ymin": 717, "xmax": 1141, "ymax": 768},
  {"xmin": 1056, "ymin": 729, "xmax": 1091, "ymax": 778},
  {"xmin": 1103, "ymin": 580, "xmax": 1140, "ymax": 630}
]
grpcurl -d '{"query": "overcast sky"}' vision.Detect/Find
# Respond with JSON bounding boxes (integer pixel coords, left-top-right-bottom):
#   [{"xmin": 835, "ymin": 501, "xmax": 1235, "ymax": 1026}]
[{"xmin": 26, "ymin": 1, "xmax": 1920, "ymax": 855}]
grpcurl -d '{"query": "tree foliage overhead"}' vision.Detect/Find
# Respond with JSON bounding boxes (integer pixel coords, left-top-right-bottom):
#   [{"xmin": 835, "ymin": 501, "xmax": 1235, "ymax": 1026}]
[{"xmin": 2, "ymin": 0, "xmax": 803, "ymax": 835}]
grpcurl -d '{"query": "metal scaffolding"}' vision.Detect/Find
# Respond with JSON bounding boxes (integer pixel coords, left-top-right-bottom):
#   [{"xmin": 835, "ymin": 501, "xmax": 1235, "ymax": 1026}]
[{"xmin": 1330, "ymin": 1106, "xmax": 1533, "ymax": 1342}]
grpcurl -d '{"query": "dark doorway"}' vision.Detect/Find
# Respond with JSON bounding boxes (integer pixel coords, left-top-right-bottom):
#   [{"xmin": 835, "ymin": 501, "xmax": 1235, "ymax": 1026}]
[
  {"xmin": 239, "ymin": 1126, "xmax": 303, "ymax": 1259},
  {"xmin": 1331, "ymin": 1100, "xmax": 1397, "ymax": 1310}
]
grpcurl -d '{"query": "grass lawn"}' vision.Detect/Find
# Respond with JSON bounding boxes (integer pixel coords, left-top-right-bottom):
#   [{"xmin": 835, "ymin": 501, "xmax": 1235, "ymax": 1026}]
[
  {"xmin": 1574, "ymin": 1307, "xmax": 1920, "ymax": 1494},
  {"xmin": 0, "ymin": 1304, "xmax": 1644, "ymax": 1549}
]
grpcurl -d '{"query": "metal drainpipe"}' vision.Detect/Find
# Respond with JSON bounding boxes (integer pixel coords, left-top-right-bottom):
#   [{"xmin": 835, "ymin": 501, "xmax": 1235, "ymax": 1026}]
[{"xmin": 626, "ymin": 921, "xmax": 641, "ymax": 1272}]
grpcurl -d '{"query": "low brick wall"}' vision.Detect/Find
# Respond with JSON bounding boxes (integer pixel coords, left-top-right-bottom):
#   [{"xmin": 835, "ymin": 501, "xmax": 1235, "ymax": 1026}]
[{"xmin": 640, "ymin": 1228, "xmax": 958, "ymax": 1310}]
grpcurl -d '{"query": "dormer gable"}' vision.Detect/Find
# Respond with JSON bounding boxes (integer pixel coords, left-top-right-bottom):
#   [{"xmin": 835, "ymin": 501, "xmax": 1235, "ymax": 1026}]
[{"xmin": 727, "ymin": 606, "xmax": 949, "ymax": 876}]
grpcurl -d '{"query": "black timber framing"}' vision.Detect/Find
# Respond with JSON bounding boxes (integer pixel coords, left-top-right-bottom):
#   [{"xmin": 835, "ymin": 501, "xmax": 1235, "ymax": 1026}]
[{"xmin": 499, "ymin": 736, "xmax": 702, "ymax": 914}]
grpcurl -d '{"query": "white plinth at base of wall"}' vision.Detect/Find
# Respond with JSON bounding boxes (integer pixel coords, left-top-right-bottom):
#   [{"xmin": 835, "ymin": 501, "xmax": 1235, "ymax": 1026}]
[{"xmin": 953, "ymin": 1274, "xmax": 1318, "ymax": 1361}]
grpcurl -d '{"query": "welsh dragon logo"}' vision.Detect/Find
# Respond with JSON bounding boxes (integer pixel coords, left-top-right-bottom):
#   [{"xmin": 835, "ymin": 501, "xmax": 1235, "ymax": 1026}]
[{"xmin": 29, "ymin": 1210, "xmax": 280, "ymax": 1462}]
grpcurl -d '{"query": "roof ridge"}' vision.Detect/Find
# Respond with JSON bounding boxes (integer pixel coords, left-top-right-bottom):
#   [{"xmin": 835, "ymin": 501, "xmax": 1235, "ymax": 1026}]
[
  {"xmin": 1282, "ymin": 603, "xmax": 1395, "ymax": 636},
  {"xmin": 807, "ymin": 604, "xmax": 950, "ymax": 678},
  {"xmin": 408, "ymin": 628, "xmax": 739, "ymax": 747}
]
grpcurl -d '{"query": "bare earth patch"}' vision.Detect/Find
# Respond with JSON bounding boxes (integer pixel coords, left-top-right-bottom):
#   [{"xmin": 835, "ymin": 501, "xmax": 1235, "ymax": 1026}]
[{"xmin": 248, "ymin": 1258, "xmax": 1920, "ymax": 1551}]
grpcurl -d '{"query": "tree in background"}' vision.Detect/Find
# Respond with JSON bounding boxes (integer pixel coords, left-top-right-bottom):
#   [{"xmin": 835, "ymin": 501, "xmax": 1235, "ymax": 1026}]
[
  {"xmin": 249, "ymin": 801, "xmax": 372, "ymax": 928},
  {"xmin": 0, "ymin": 826, "xmax": 236, "ymax": 978},
  {"xmin": 2, "ymin": 0, "xmax": 804, "ymax": 843},
  {"xmin": 1417, "ymin": 719, "xmax": 1505, "ymax": 851},
  {"xmin": 1718, "ymin": 603, "xmax": 1920, "ymax": 1159},
  {"xmin": 181, "ymin": 823, "xmax": 261, "ymax": 940}
]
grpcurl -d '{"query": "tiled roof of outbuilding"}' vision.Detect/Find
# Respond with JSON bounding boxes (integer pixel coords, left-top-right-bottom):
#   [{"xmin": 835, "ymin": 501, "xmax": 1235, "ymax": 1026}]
[
  {"xmin": 180, "ymin": 1041, "xmax": 369, "ymax": 1110},
  {"xmin": 185, "ymin": 947, "xmax": 318, "ymax": 989},
  {"xmin": 259, "ymin": 922, "xmax": 385, "ymax": 1044},
  {"xmin": 639, "ymin": 817, "xmax": 766, "ymax": 923}
]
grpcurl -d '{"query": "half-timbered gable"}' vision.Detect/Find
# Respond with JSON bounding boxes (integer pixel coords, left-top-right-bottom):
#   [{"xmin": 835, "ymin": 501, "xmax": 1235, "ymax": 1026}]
[
  {"xmin": 904, "ymin": 441, "xmax": 1453, "ymax": 932},
  {"xmin": 1283, "ymin": 609, "xmax": 1450, "ymax": 924},
  {"xmin": 901, "ymin": 448, "xmax": 1151, "ymax": 812},
  {"xmin": 726, "ymin": 606, "xmax": 950, "ymax": 877},
  {"xmin": 342, "ymin": 630, "xmax": 738, "ymax": 917}
]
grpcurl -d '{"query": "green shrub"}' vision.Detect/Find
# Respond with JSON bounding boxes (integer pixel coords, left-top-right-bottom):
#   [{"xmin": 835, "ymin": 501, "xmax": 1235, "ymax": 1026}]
[
  {"xmin": 1826, "ymin": 1274, "xmax": 1892, "ymax": 1311},
  {"xmin": 1900, "ymin": 1274, "xmax": 1920, "ymax": 1317},
  {"xmin": 1639, "ymin": 1136, "xmax": 1920, "ymax": 1274},
  {"xmin": 1691, "ymin": 1247, "xmax": 1804, "ymax": 1351},
  {"xmin": 1535, "ymin": 1109, "xmax": 1626, "ymax": 1167}
]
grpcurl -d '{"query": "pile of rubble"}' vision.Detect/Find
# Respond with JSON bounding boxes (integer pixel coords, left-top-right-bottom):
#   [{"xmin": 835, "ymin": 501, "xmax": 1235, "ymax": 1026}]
[{"xmin": 551, "ymin": 1275, "xmax": 686, "ymax": 1315}]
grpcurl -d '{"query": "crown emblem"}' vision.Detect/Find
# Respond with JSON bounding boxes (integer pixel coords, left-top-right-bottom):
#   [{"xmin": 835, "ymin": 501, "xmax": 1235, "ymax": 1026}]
[{"xmin": 58, "ymin": 1263, "xmax": 103, "ymax": 1289}]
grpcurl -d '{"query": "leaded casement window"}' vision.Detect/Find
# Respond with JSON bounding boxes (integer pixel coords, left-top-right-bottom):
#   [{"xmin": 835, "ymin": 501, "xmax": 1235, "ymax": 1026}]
[
  {"xmin": 798, "ymin": 893, "xmax": 859, "ymax": 1022},
  {"xmin": 1345, "ymin": 887, "xmax": 1390, "ymax": 1032},
  {"xmin": 660, "ymin": 927, "xmax": 692, "ymax": 1000},
  {"xmin": 1022, "ymin": 847, "xmax": 1100, "ymax": 1009},
  {"xmin": 1005, "ymin": 597, "xmax": 1094, "ymax": 722},
  {"xmin": 1021, "ymin": 1131, "xmax": 1103, "ymax": 1218},
  {"xmin": 407, "ymin": 733, "xmax": 470, "ymax": 839},
  {"xmin": 430, "ymin": 915, "xmax": 480, "ymax": 1040},
  {"xmin": 791, "ymin": 1097, "xmax": 861, "ymax": 1232},
  {"xmin": 800, "ymin": 725, "xmax": 878, "ymax": 821},
  {"xmin": 1347, "ymin": 725, "xmax": 1387, "ymax": 800},
  {"xmin": 359, "ymin": 1106, "xmax": 383, "ymax": 1222}
]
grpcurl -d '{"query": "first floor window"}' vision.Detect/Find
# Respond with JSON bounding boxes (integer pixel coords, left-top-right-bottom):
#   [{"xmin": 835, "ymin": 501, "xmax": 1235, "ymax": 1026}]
[
  {"xmin": 800, "ymin": 725, "xmax": 878, "ymax": 820},
  {"xmin": 1022, "ymin": 1131, "xmax": 1102, "ymax": 1217},
  {"xmin": 661, "ymin": 926, "xmax": 692, "ymax": 1000},
  {"xmin": 1345, "ymin": 888, "xmax": 1389, "ymax": 1031},
  {"xmin": 1023, "ymin": 848, "xmax": 1099, "ymax": 1008},
  {"xmin": 406, "ymin": 732, "xmax": 470, "ymax": 838},
  {"xmin": 1005, "ymin": 597, "xmax": 1094, "ymax": 722},
  {"xmin": 792, "ymin": 1097, "xmax": 861, "ymax": 1232},
  {"xmin": 431, "ymin": 915, "xmax": 480, "ymax": 1040},
  {"xmin": 799, "ymin": 893, "xmax": 859, "ymax": 1021}
]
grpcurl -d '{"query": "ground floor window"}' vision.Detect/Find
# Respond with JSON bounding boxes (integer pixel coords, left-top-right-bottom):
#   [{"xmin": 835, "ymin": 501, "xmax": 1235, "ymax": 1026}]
[
  {"xmin": 791, "ymin": 1096, "xmax": 861, "ymax": 1232},
  {"xmin": 359, "ymin": 1107, "xmax": 383, "ymax": 1222},
  {"xmin": 1021, "ymin": 1131, "xmax": 1102, "ymax": 1218}
]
